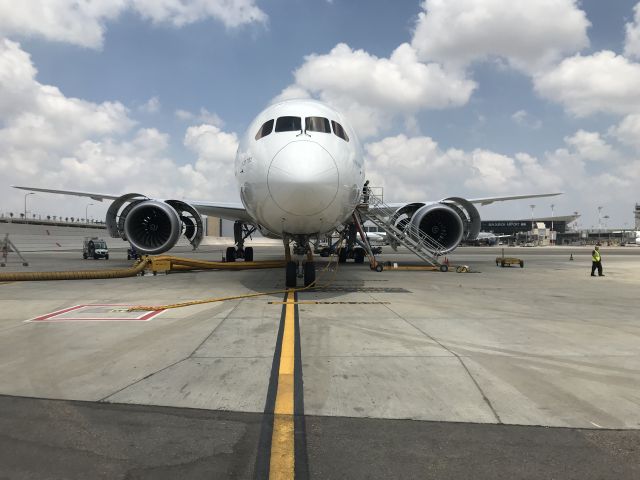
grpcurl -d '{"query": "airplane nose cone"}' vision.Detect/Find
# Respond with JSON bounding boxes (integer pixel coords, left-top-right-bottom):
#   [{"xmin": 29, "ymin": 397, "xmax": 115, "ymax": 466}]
[{"xmin": 268, "ymin": 141, "xmax": 339, "ymax": 216}]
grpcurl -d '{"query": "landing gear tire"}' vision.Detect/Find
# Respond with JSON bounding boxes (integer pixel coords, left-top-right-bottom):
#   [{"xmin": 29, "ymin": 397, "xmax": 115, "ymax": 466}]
[
  {"xmin": 354, "ymin": 248, "xmax": 365, "ymax": 264},
  {"xmin": 286, "ymin": 261, "xmax": 297, "ymax": 288},
  {"xmin": 338, "ymin": 248, "xmax": 348, "ymax": 264},
  {"xmin": 105, "ymin": 254, "xmax": 109, "ymax": 260},
  {"xmin": 83, "ymin": 253, "xmax": 87, "ymax": 259},
  {"xmin": 226, "ymin": 246, "xmax": 236, "ymax": 262},
  {"xmin": 244, "ymin": 247, "xmax": 254, "ymax": 262},
  {"xmin": 303, "ymin": 262, "xmax": 316, "ymax": 287}
]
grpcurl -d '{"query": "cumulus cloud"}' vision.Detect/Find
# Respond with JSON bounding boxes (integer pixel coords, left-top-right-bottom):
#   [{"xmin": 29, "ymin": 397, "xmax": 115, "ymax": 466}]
[
  {"xmin": 624, "ymin": 2, "xmax": 640, "ymax": 59},
  {"xmin": 411, "ymin": 0, "xmax": 590, "ymax": 73},
  {"xmin": 534, "ymin": 51, "xmax": 640, "ymax": 117},
  {"xmin": 175, "ymin": 108, "xmax": 224, "ymax": 127},
  {"xmin": 184, "ymin": 124, "xmax": 238, "ymax": 174},
  {"xmin": 563, "ymin": 130, "xmax": 617, "ymax": 162},
  {"xmin": 0, "ymin": 39, "xmax": 133, "ymax": 155},
  {"xmin": 511, "ymin": 110, "xmax": 542, "ymax": 129},
  {"xmin": 363, "ymin": 134, "xmax": 562, "ymax": 202},
  {"xmin": 0, "ymin": 0, "xmax": 267, "ymax": 48},
  {"xmin": 0, "ymin": 38, "xmax": 240, "ymax": 216},
  {"xmin": 139, "ymin": 96, "xmax": 161, "ymax": 114},
  {"xmin": 363, "ymin": 129, "xmax": 636, "ymax": 224},
  {"xmin": 275, "ymin": 43, "xmax": 476, "ymax": 138},
  {"xmin": 609, "ymin": 113, "xmax": 640, "ymax": 149}
]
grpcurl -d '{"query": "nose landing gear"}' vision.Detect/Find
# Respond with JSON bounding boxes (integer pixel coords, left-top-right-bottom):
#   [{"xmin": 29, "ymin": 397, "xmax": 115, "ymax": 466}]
[
  {"xmin": 225, "ymin": 221, "xmax": 256, "ymax": 262},
  {"xmin": 284, "ymin": 237, "xmax": 316, "ymax": 288}
]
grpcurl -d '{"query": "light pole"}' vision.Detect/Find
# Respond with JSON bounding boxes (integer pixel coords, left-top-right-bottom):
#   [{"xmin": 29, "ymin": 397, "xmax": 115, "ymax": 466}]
[
  {"xmin": 550, "ymin": 203, "xmax": 555, "ymax": 245},
  {"xmin": 85, "ymin": 203, "xmax": 94, "ymax": 224},
  {"xmin": 24, "ymin": 192, "xmax": 35, "ymax": 223},
  {"xmin": 529, "ymin": 204, "xmax": 536, "ymax": 244},
  {"xmin": 597, "ymin": 206, "xmax": 603, "ymax": 230}
]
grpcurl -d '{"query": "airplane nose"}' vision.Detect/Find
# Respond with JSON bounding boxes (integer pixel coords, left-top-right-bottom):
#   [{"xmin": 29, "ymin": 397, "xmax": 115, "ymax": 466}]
[{"xmin": 267, "ymin": 140, "xmax": 339, "ymax": 216}]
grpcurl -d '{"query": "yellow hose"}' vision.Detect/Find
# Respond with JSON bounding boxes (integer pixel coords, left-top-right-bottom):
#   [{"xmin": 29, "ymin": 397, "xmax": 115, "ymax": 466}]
[
  {"xmin": 130, "ymin": 239, "xmax": 345, "ymax": 312},
  {"xmin": 0, "ymin": 257, "xmax": 151, "ymax": 282},
  {"xmin": 0, "ymin": 255, "xmax": 286, "ymax": 282}
]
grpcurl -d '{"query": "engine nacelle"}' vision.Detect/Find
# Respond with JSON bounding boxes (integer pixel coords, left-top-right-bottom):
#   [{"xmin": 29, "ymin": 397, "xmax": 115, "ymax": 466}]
[
  {"xmin": 390, "ymin": 198, "xmax": 480, "ymax": 254},
  {"xmin": 106, "ymin": 195, "xmax": 203, "ymax": 255},
  {"xmin": 410, "ymin": 203, "xmax": 464, "ymax": 253},
  {"xmin": 124, "ymin": 200, "xmax": 182, "ymax": 255}
]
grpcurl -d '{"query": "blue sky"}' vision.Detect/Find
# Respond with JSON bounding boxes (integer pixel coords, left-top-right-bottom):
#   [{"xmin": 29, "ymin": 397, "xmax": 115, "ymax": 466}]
[{"xmin": 2, "ymin": 0, "xmax": 640, "ymax": 228}]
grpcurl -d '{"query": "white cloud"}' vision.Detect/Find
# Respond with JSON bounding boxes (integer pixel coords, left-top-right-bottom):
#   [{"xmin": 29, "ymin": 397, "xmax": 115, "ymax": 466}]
[
  {"xmin": 411, "ymin": 0, "xmax": 590, "ymax": 73},
  {"xmin": 0, "ymin": 0, "xmax": 267, "ymax": 49},
  {"xmin": 0, "ymin": 39, "xmax": 133, "ymax": 154},
  {"xmin": 624, "ymin": 3, "xmax": 640, "ymax": 59},
  {"xmin": 139, "ymin": 96, "xmax": 161, "ymax": 114},
  {"xmin": 609, "ymin": 113, "xmax": 640, "ymax": 149},
  {"xmin": 130, "ymin": 0, "xmax": 267, "ymax": 28},
  {"xmin": 277, "ymin": 42, "xmax": 476, "ymax": 138},
  {"xmin": 534, "ymin": 51, "xmax": 640, "ymax": 117},
  {"xmin": 184, "ymin": 124, "xmax": 238, "ymax": 173},
  {"xmin": 0, "ymin": 38, "xmax": 240, "ymax": 215},
  {"xmin": 363, "ymin": 129, "xmax": 638, "ymax": 225},
  {"xmin": 363, "ymin": 134, "xmax": 562, "ymax": 202},
  {"xmin": 175, "ymin": 108, "xmax": 224, "ymax": 127},
  {"xmin": 511, "ymin": 110, "xmax": 542, "ymax": 129},
  {"xmin": 563, "ymin": 130, "xmax": 617, "ymax": 162}
]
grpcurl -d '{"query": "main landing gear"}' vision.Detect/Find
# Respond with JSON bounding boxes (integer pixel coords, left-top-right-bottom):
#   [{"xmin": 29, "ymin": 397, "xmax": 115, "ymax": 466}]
[
  {"xmin": 225, "ymin": 221, "xmax": 256, "ymax": 262},
  {"xmin": 284, "ymin": 238, "xmax": 316, "ymax": 288}
]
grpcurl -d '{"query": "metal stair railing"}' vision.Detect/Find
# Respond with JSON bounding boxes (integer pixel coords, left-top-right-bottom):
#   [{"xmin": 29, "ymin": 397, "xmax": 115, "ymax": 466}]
[{"xmin": 358, "ymin": 190, "xmax": 446, "ymax": 266}]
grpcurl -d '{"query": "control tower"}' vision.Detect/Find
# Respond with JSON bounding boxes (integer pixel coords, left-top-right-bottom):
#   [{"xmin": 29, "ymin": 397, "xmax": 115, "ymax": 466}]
[{"xmin": 636, "ymin": 203, "xmax": 640, "ymax": 230}]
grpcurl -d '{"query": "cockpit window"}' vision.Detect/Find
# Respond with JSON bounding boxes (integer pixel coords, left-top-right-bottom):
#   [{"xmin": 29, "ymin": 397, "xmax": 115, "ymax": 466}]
[
  {"xmin": 305, "ymin": 116, "xmax": 331, "ymax": 133},
  {"xmin": 275, "ymin": 116, "xmax": 302, "ymax": 132},
  {"xmin": 331, "ymin": 120, "xmax": 349, "ymax": 142},
  {"xmin": 255, "ymin": 119, "xmax": 274, "ymax": 140}
]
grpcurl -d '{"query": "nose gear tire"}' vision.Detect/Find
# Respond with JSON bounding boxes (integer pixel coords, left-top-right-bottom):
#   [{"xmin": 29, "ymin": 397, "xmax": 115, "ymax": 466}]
[{"xmin": 286, "ymin": 261, "xmax": 297, "ymax": 288}]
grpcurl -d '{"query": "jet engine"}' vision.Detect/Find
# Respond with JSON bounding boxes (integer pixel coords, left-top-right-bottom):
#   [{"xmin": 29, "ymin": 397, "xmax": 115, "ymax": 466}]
[
  {"xmin": 105, "ymin": 194, "xmax": 203, "ymax": 255},
  {"xmin": 391, "ymin": 197, "xmax": 480, "ymax": 254}
]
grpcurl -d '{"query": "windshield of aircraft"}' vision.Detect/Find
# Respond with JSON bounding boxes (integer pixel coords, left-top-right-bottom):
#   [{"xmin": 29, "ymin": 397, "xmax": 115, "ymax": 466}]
[
  {"xmin": 305, "ymin": 116, "xmax": 331, "ymax": 133},
  {"xmin": 255, "ymin": 119, "xmax": 274, "ymax": 140},
  {"xmin": 331, "ymin": 120, "xmax": 349, "ymax": 142},
  {"xmin": 275, "ymin": 116, "xmax": 302, "ymax": 132}
]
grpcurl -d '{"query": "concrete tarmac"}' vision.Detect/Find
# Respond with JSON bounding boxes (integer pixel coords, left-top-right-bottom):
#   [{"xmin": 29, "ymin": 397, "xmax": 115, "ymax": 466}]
[{"xmin": 0, "ymin": 245, "xmax": 639, "ymax": 478}]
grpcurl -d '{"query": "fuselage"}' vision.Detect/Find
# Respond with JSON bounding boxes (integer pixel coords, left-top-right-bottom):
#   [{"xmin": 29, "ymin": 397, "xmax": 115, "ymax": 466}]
[{"xmin": 235, "ymin": 99, "xmax": 364, "ymax": 237}]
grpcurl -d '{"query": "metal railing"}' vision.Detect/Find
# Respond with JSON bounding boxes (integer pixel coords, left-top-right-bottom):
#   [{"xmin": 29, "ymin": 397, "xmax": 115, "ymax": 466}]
[{"xmin": 359, "ymin": 189, "xmax": 446, "ymax": 266}]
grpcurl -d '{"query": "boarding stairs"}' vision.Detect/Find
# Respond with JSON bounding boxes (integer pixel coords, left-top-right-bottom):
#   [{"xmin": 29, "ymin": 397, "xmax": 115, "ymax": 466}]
[{"xmin": 358, "ymin": 189, "xmax": 446, "ymax": 268}]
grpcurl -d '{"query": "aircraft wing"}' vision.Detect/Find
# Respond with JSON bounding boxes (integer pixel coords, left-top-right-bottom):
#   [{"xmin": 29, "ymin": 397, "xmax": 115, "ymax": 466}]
[
  {"xmin": 12, "ymin": 185, "xmax": 252, "ymax": 223},
  {"xmin": 382, "ymin": 192, "xmax": 563, "ymax": 209},
  {"xmin": 12, "ymin": 185, "xmax": 121, "ymax": 202},
  {"xmin": 466, "ymin": 192, "xmax": 563, "ymax": 206}
]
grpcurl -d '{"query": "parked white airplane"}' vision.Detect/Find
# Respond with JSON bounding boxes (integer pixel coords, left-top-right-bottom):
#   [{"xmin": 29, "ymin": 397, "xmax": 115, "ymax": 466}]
[{"xmin": 14, "ymin": 99, "xmax": 561, "ymax": 287}]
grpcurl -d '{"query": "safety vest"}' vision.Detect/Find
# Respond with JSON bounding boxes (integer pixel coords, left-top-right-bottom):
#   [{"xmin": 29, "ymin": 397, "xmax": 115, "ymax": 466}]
[{"xmin": 592, "ymin": 250, "xmax": 601, "ymax": 262}]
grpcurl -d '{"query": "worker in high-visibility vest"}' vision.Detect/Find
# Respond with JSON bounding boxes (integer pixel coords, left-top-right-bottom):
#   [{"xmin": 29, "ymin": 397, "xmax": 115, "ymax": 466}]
[{"xmin": 591, "ymin": 245, "xmax": 604, "ymax": 276}]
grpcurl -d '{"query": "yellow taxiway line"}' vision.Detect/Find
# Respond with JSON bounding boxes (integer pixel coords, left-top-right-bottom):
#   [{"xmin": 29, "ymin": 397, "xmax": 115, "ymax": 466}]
[{"xmin": 269, "ymin": 290, "xmax": 296, "ymax": 479}]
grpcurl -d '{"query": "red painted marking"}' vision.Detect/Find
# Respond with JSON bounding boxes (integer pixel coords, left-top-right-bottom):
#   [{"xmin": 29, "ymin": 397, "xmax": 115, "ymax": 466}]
[{"xmin": 28, "ymin": 304, "xmax": 165, "ymax": 322}]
